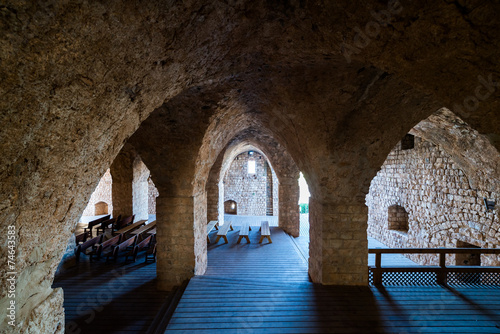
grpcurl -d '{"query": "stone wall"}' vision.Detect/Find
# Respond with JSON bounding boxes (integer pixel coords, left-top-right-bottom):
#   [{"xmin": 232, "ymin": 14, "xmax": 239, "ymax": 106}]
[
  {"xmin": 148, "ymin": 177, "xmax": 159, "ymax": 215},
  {"xmin": 223, "ymin": 152, "xmax": 278, "ymax": 216},
  {"xmin": 367, "ymin": 136, "xmax": 500, "ymax": 266},
  {"xmin": 4, "ymin": 2, "xmax": 500, "ymax": 332},
  {"xmin": 273, "ymin": 169, "xmax": 279, "ymax": 217},
  {"xmin": 132, "ymin": 156, "xmax": 149, "ymax": 221},
  {"xmin": 81, "ymin": 166, "xmax": 158, "ymax": 219},
  {"xmin": 81, "ymin": 170, "xmax": 112, "ymax": 217}
]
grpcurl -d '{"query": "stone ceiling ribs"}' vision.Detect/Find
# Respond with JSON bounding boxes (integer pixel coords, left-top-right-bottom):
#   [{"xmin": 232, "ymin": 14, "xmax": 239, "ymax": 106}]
[{"xmin": 2, "ymin": 1, "xmax": 500, "ymax": 332}]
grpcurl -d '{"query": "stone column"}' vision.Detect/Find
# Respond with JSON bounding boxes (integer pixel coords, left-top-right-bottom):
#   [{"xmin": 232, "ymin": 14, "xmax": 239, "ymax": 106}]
[
  {"xmin": 110, "ymin": 147, "xmax": 134, "ymax": 217},
  {"xmin": 156, "ymin": 194, "xmax": 207, "ymax": 290},
  {"xmin": 206, "ymin": 178, "xmax": 219, "ymax": 222},
  {"xmin": 309, "ymin": 197, "xmax": 368, "ymax": 285},
  {"xmin": 132, "ymin": 156, "xmax": 150, "ymax": 221},
  {"xmin": 278, "ymin": 177, "xmax": 300, "ymax": 237}
]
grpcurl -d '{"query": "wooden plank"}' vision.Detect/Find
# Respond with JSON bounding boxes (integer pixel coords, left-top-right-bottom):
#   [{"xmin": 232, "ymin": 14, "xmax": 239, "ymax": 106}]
[
  {"xmin": 369, "ymin": 248, "xmax": 500, "ymax": 254},
  {"xmin": 214, "ymin": 221, "xmax": 233, "ymax": 244},
  {"xmin": 114, "ymin": 219, "xmax": 147, "ymax": 236},
  {"xmin": 236, "ymin": 223, "xmax": 250, "ymax": 244},
  {"xmin": 206, "ymin": 220, "xmax": 218, "ymax": 244},
  {"xmin": 130, "ymin": 220, "xmax": 157, "ymax": 236},
  {"xmin": 53, "ymin": 253, "xmax": 169, "ymax": 334},
  {"xmin": 259, "ymin": 221, "xmax": 272, "ymax": 243},
  {"xmin": 59, "ymin": 225, "xmax": 500, "ymax": 334}
]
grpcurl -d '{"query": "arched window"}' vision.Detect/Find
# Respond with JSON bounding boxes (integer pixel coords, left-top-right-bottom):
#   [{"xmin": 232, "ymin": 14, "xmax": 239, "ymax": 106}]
[
  {"xmin": 387, "ymin": 205, "xmax": 409, "ymax": 232},
  {"xmin": 224, "ymin": 200, "xmax": 237, "ymax": 215},
  {"xmin": 95, "ymin": 201, "xmax": 109, "ymax": 215}
]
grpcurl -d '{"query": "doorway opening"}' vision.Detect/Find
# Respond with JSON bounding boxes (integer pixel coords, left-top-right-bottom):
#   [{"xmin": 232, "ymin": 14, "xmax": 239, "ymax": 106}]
[{"xmin": 298, "ymin": 172, "xmax": 311, "ymax": 237}]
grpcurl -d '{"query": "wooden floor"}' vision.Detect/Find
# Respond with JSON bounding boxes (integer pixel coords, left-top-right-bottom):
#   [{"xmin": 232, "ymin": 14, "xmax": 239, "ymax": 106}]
[
  {"xmin": 206, "ymin": 226, "xmax": 309, "ymax": 283},
  {"xmin": 53, "ymin": 252, "xmax": 168, "ymax": 333},
  {"xmin": 166, "ymin": 226, "xmax": 500, "ymax": 333}
]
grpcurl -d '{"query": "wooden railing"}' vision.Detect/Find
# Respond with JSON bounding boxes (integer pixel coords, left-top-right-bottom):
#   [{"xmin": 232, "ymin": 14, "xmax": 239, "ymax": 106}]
[{"xmin": 369, "ymin": 248, "xmax": 500, "ymax": 285}]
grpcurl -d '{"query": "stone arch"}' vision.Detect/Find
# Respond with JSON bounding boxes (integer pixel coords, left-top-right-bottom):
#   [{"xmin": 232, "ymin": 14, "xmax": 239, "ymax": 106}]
[
  {"xmin": 367, "ymin": 107, "xmax": 500, "ymax": 266},
  {"xmin": 4, "ymin": 3, "xmax": 500, "ymax": 331},
  {"xmin": 122, "ymin": 64, "xmax": 447, "ymax": 289},
  {"xmin": 205, "ymin": 129, "xmax": 301, "ymax": 237},
  {"xmin": 411, "ymin": 108, "xmax": 500, "ymax": 191}
]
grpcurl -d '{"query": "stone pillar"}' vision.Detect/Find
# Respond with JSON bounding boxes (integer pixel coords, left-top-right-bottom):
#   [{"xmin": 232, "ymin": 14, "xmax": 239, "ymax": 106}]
[
  {"xmin": 217, "ymin": 180, "xmax": 225, "ymax": 225},
  {"xmin": 156, "ymin": 194, "xmax": 207, "ymax": 290},
  {"xmin": 309, "ymin": 197, "xmax": 368, "ymax": 285},
  {"xmin": 206, "ymin": 178, "xmax": 219, "ymax": 222},
  {"xmin": 278, "ymin": 177, "xmax": 300, "ymax": 237},
  {"xmin": 265, "ymin": 162, "xmax": 274, "ymax": 215},
  {"xmin": 132, "ymin": 156, "xmax": 150, "ymax": 221},
  {"xmin": 110, "ymin": 147, "xmax": 134, "ymax": 217}
]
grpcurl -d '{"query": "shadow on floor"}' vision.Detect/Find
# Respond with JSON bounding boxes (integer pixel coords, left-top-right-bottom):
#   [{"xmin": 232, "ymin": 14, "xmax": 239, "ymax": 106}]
[{"xmin": 53, "ymin": 253, "xmax": 169, "ymax": 334}]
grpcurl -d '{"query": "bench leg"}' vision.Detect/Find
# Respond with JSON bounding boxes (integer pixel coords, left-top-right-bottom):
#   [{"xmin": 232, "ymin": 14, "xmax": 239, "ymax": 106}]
[
  {"xmin": 223, "ymin": 236, "xmax": 228, "ymax": 244},
  {"xmin": 207, "ymin": 235, "xmax": 211, "ymax": 244},
  {"xmin": 244, "ymin": 236, "xmax": 250, "ymax": 244},
  {"xmin": 214, "ymin": 235, "xmax": 221, "ymax": 244},
  {"xmin": 259, "ymin": 236, "xmax": 272, "ymax": 244},
  {"xmin": 237, "ymin": 236, "xmax": 243, "ymax": 244},
  {"xmin": 249, "ymin": 226, "xmax": 252, "ymax": 231},
  {"xmin": 230, "ymin": 225, "xmax": 233, "ymax": 231}
]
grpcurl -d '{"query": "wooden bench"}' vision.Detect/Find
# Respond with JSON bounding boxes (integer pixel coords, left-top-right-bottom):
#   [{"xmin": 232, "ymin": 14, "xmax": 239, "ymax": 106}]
[
  {"xmin": 145, "ymin": 238, "xmax": 157, "ymax": 263},
  {"xmin": 147, "ymin": 228, "xmax": 156, "ymax": 235},
  {"xmin": 113, "ymin": 214, "xmax": 135, "ymax": 232},
  {"xmin": 214, "ymin": 221, "xmax": 233, "ymax": 244},
  {"xmin": 74, "ymin": 234, "xmax": 103, "ymax": 262},
  {"xmin": 96, "ymin": 217, "xmax": 118, "ymax": 235},
  {"xmin": 84, "ymin": 215, "xmax": 110, "ymax": 238},
  {"xmin": 126, "ymin": 234, "xmax": 155, "ymax": 262},
  {"xmin": 206, "ymin": 220, "xmax": 219, "ymax": 243},
  {"xmin": 89, "ymin": 234, "xmax": 123, "ymax": 261},
  {"xmin": 259, "ymin": 221, "xmax": 272, "ymax": 244},
  {"xmin": 130, "ymin": 220, "xmax": 156, "ymax": 237},
  {"xmin": 237, "ymin": 223, "xmax": 251, "ymax": 244},
  {"xmin": 103, "ymin": 235, "xmax": 138, "ymax": 262},
  {"xmin": 113, "ymin": 219, "xmax": 146, "ymax": 236},
  {"xmin": 75, "ymin": 231, "xmax": 89, "ymax": 245}
]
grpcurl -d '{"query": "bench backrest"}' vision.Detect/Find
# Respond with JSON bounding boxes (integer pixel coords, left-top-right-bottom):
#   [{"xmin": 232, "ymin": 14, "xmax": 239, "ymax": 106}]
[
  {"xmin": 136, "ymin": 235, "xmax": 153, "ymax": 250},
  {"xmin": 99, "ymin": 217, "xmax": 116, "ymax": 229},
  {"xmin": 115, "ymin": 215, "xmax": 134, "ymax": 230},
  {"xmin": 79, "ymin": 234, "xmax": 103, "ymax": 251},
  {"xmin": 87, "ymin": 215, "xmax": 111, "ymax": 229},
  {"xmin": 75, "ymin": 231, "xmax": 89, "ymax": 244},
  {"xmin": 100, "ymin": 234, "xmax": 123, "ymax": 249},
  {"xmin": 117, "ymin": 235, "xmax": 137, "ymax": 252}
]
